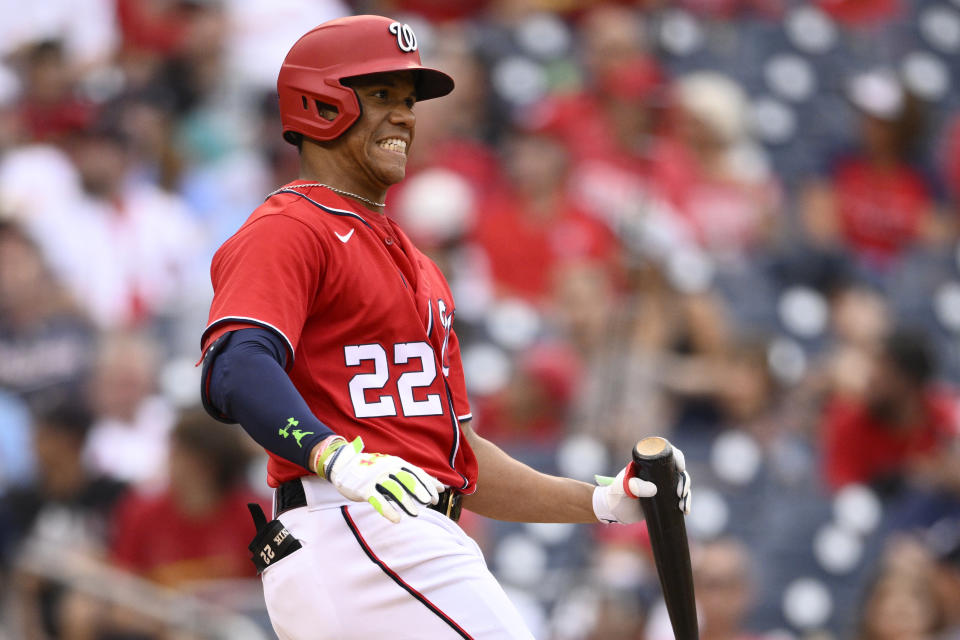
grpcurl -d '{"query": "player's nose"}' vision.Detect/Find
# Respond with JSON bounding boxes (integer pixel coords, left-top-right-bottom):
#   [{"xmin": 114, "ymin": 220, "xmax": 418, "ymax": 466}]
[{"xmin": 388, "ymin": 104, "xmax": 415, "ymax": 129}]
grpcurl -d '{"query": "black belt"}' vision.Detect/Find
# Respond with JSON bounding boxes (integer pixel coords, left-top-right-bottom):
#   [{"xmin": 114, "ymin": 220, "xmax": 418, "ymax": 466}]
[{"xmin": 275, "ymin": 478, "xmax": 462, "ymax": 522}]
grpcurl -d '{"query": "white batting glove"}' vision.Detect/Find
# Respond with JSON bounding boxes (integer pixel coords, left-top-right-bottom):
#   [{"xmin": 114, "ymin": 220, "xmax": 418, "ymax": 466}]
[
  {"xmin": 314, "ymin": 436, "xmax": 444, "ymax": 523},
  {"xmin": 592, "ymin": 446, "xmax": 692, "ymax": 524}
]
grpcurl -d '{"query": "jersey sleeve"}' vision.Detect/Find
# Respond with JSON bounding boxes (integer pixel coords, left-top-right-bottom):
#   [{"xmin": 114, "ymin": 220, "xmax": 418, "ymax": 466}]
[
  {"xmin": 445, "ymin": 326, "xmax": 472, "ymax": 423},
  {"xmin": 202, "ymin": 215, "xmax": 325, "ymax": 362}
]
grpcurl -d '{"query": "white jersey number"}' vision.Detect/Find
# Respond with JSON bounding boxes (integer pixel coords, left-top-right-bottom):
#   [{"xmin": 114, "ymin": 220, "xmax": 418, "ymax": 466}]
[{"xmin": 345, "ymin": 342, "xmax": 443, "ymax": 419}]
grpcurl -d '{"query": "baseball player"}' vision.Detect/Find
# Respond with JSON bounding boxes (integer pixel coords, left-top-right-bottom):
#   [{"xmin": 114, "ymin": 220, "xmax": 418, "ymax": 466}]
[{"xmin": 199, "ymin": 15, "xmax": 691, "ymax": 640}]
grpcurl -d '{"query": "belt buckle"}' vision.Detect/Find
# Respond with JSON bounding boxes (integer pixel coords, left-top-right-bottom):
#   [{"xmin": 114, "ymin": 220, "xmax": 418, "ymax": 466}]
[{"xmin": 444, "ymin": 493, "xmax": 454, "ymax": 518}]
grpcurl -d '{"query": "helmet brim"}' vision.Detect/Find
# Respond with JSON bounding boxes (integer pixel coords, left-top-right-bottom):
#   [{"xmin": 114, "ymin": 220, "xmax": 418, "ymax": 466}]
[
  {"xmin": 413, "ymin": 67, "xmax": 455, "ymax": 101},
  {"xmin": 341, "ymin": 66, "xmax": 454, "ymax": 102}
]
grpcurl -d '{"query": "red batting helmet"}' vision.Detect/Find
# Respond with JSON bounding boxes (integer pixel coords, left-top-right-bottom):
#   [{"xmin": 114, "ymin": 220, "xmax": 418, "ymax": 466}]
[{"xmin": 277, "ymin": 15, "xmax": 454, "ymax": 144}]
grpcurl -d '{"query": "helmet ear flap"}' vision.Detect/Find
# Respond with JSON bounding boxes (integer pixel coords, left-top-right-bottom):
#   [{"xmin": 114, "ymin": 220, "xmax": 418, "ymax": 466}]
[{"xmin": 278, "ymin": 77, "xmax": 362, "ymax": 143}]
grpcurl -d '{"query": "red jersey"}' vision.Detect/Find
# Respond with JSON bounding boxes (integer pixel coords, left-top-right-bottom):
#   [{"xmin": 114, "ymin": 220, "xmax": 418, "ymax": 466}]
[
  {"xmin": 202, "ymin": 182, "xmax": 477, "ymax": 492},
  {"xmin": 472, "ymin": 190, "xmax": 620, "ymax": 303},
  {"xmin": 822, "ymin": 391, "xmax": 958, "ymax": 490},
  {"xmin": 111, "ymin": 488, "xmax": 266, "ymax": 586},
  {"xmin": 833, "ymin": 156, "xmax": 932, "ymax": 263}
]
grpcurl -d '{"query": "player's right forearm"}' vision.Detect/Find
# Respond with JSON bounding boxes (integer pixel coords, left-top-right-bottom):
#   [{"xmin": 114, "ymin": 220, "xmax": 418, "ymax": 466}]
[
  {"xmin": 205, "ymin": 328, "xmax": 335, "ymax": 471},
  {"xmin": 461, "ymin": 424, "xmax": 597, "ymax": 523}
]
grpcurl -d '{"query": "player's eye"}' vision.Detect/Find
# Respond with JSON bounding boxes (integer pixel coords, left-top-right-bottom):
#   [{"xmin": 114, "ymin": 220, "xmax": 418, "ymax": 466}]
[
  {"xmin": 372, "ymin": 89, "xmax": 389, "ymax": 100},
  {"xmin": 404, "ymin": 97, "xmax": 416, "ymax": 109}
]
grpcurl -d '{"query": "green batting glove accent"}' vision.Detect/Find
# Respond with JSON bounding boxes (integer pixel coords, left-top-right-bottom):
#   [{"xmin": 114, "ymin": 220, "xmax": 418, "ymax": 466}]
[
  {"xmin": 379, "ymin": 478, "xmax": 404, "ymax": 501},
  {"xmin": 316, "ymin": 436, "xmax": 350, "ymax": 479},
  {"xmin": 367, "ymin": 495, "xmax": 384, "ymax": 517},
  {"xmin": 394, "ymin": 470, "xmax": 418, "ymax": 495},
  {"xmin": 594, "ymin": 475, "xmax": 614, "ymax": 487}
]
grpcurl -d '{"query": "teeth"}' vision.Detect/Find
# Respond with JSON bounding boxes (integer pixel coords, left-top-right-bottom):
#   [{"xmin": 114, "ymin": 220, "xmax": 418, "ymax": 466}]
[{"xmin": 377, "ymin": 138, "xmax": 407, "ymax": 154}]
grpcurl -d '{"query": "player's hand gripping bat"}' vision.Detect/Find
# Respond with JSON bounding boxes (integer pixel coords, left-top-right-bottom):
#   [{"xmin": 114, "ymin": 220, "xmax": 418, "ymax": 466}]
[{"xmin": 632, "ymin": 436, "xmax": 699, "ymax": 640}]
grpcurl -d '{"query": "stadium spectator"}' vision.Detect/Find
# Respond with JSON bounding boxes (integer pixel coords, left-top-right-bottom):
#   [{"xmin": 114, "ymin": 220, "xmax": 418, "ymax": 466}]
[
  {"xmin": 932, "ymin": 528, "xmax": 960, "ymax": 638},
  {"xmin": 856, "ymin": 536, "xmax": 948, "ymax": 640},
  {"xmin": 801, "ymin": 70, "xmax": 946, "ymax": 271},
  {"xmin": 109, "ymin": 410, "xmax": 265, "ymax": 588},
  {"xmin": 655, "ymin": 72, "xmax": 782, "ymax": 259},
  {"xmin": 22, "ymin": 119, "xmax": 205, "ymax": 328},
  {"xmin": 822, "ymin": 283, "xmax": 892, "ymax": 399},
  {"xmin": 940, "ymin": 111, "xmax": 960, "ymax": 212},
  {"xmin": 0, "ymin": 220, "xmax": 95, "ymax": 410},
  {"xmin": 0, "ymin": 404, "xmax": 127, "ymax": 639},
  {"xmin": 471, "ymin": 127, "xmax": 620, "ymax": 304},
  {"xmin": 583, "ymin": 523, "xmax": 655, "ymax": 640},
  {"xmin": 82, "ymin": 332, "xmax": 176, "ymax": 489},
  {"xmin": 586, "ymin": 588, "xmax": 648, "ymax": 640},
  {"xmin": 822, "ymin": 329, "xmax": 958, "ymax": 494},
  {"xmin": 14, "ymin": 40, "xmax": 96, "ymax": 143},
  {"xmin": 474, "ymin": 341, "xmax": 582, "ymax": 449},
  {"xmin": 817, "ymin": 0, "xmax": 904, "ymax": 26},
  {"xmin": 566, "ymin": 256, "xmax": 732, "ymax": 452},
  {"xmin": 690, "ymin": 538, "xmax": 764, "ymax": 640},
  {"xmin": 0, "ymin": 0, "xmax": 118, "ymax": 72}
]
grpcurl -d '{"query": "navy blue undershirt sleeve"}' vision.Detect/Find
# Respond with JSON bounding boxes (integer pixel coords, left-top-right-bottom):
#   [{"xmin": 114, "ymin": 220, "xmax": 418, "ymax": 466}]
[{"xmin": 204, "ymin": 327, "xmax": 336, "ymax": 471}]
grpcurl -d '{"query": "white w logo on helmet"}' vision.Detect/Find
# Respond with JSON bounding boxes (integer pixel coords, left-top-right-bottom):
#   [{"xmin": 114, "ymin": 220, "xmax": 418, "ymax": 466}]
[{"xmin": 389, "ymin": 22, "xmax": 418, "ymax": 52}]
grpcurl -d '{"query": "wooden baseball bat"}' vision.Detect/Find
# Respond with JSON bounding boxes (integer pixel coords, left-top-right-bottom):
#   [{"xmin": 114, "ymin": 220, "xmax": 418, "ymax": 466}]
[{"xmin": 632, "ymin": 436, "xmax": 699, "ymax": 640}]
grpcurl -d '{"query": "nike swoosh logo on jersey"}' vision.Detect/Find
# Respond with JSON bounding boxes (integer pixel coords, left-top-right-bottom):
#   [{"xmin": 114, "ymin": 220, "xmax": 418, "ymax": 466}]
[{"xmin": 335, "ymin": 229, "xmax": 355, "ymax": 243}]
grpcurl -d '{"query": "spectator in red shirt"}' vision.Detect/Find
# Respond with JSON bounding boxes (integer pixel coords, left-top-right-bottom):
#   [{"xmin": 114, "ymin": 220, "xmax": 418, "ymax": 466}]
[
  {"xmin": 817, "ymin": 0, "xmax": 903, "ymax": 26},
  {"xmin": 110, "ymin": 410, "xmax": 267, "ymax": 588},
  {"xmin": 653, "ymin": 71, "xmax": 782, "ymax": 258},
  {"xmin": 939, "ymin": 110, "xmax": 960, "ymax": 212},
  {"xmin": 472, "ymin": 127, "xmax": 621, "ymax": 304},
  {"xmin": 822, "ymin": 329, "xmax": 958, "ymax": 493},
  {"xmin": 802, "ymin": 70, "xmax": 946, "ymax": 270},
  {"xmin": 15, "ymin": 40, "xmax": 96, "ymax": 143}
]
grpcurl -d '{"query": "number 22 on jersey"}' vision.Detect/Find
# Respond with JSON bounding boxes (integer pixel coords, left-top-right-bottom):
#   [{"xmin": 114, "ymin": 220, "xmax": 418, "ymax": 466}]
[{"xmin": 345, "ymin": 342, "xmax": 444, "ymax": 418}]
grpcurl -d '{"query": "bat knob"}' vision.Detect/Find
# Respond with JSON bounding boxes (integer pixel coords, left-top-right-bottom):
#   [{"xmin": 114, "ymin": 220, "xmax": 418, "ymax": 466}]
[{"xmin": 633, "ymin": 436, "xmax": 672, "ymax": 460}]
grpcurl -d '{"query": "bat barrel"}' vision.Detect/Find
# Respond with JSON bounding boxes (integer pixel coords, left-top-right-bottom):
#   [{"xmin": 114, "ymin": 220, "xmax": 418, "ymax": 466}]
[{"xmin": 632, "ymin": 437, "xmax": 699, "ymax": 640}]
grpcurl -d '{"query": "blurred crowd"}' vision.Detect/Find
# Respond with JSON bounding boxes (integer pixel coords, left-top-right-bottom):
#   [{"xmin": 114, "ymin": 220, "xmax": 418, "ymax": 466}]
[{"xmin": 1, "ymin": 0, "xmax": 960, "ymax": 638}]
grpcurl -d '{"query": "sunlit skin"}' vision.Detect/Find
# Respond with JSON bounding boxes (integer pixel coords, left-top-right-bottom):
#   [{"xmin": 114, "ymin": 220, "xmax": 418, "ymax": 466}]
[{"xmin": 299, "ymin": 71, "xmax": 417, "ymax": 211}]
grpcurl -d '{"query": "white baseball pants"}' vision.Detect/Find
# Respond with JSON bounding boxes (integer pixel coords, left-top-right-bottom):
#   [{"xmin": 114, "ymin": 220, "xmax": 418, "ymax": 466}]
[{"xmin": 262, "ymin": 477, "xmax": 536, "ymax": 639}]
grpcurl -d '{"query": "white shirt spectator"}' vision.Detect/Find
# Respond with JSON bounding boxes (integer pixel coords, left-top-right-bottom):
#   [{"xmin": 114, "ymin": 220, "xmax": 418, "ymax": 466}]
[
  {"xmin": 82, "ymin": 395, "xmax": 175, "ymax": 490},
  {"xmin": 0, "ymin": 0, "xmax": 117, "ymax": 70},
  {"xmin": 226, "ymin": 0, "xmax": 347, "ymax": 90},
  {"xmin": 27, "ymin": 180, "xmax": 206, "ymax": 328}
]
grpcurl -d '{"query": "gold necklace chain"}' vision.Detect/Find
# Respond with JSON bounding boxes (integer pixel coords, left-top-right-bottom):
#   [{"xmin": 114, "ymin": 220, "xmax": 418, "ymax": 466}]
[{"xmin": 268, "ymin": 182, "xmax": 386, "ymax": 208}]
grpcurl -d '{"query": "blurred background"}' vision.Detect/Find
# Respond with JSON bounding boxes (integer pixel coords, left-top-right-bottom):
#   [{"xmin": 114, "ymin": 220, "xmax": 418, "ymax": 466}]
[{"xmin": 1, "ymin": 0, "xmax": 960, "ymax": 638}]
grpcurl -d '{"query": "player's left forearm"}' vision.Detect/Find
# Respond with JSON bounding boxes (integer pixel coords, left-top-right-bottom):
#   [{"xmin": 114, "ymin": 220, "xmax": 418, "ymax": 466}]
[{"xmin": 460, "ymin": 423, "xmax": 597, "ymax": 523}]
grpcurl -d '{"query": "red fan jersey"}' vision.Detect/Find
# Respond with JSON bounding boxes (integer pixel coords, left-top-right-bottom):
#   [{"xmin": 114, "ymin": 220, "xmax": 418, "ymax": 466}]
[{"xmin": 201, "ymin": 182, "xmax": 477, "ymax": 491}]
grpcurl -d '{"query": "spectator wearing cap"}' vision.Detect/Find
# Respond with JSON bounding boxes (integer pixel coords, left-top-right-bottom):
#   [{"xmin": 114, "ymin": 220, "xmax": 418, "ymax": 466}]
[
  {"xmin": 652, "ymin": 71, "xmax": 783, "ymax": 259},
  {"xmin": 801, "ymin": 69, "xmax": 947, "ymax": 271},
  {"xmin": 822, "ymin": 329, "xmax": 959, "ymax": 495}
]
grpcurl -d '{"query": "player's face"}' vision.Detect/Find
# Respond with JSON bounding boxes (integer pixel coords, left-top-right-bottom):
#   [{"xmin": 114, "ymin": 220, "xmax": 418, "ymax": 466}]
[{"xmin": 339, "ymin": 72, "xmax": 417, "ymax": 193}]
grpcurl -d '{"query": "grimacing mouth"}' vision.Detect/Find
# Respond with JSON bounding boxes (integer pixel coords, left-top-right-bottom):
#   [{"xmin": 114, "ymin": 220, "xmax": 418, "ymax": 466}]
[{"xmin": 376, "ymin": 137, "xmax": 408, "ymax": 155}]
